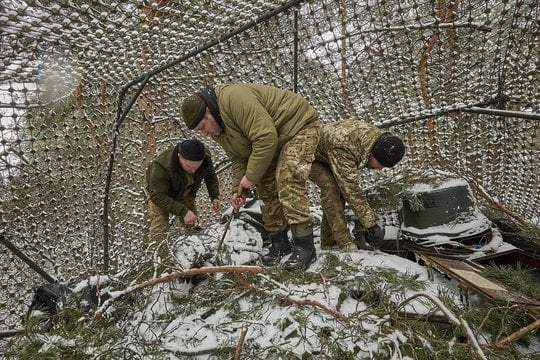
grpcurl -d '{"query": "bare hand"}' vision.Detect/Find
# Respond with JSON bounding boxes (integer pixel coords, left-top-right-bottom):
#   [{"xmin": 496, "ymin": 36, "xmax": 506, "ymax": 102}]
[
  {"xmin": 183, "ymin": 210, "xmax": 198, "ymax": 225},
  {"xmin": 212, "ymin": 199, "xmax": 221, "ymax": 212},
  {"xmin": 230, "ymin": 192, "xmax": 246, "ymax": 211},
  {"xmin": 238, "ymin": 175, "xmax": 255, "ymax": 196}
]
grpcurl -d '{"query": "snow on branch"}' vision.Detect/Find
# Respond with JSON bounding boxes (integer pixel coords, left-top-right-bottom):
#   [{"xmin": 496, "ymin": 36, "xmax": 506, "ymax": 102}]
[
  {"xmin": 94, "ymin": 265, "xmax": 266, "ymax": 318},
  {"xmin": 394, "ymin": 292, "xmax": 487, "ymax": 360},
  {"xmin": 235, "ymin": 273, "xmax": 350, "ymax": 322}
]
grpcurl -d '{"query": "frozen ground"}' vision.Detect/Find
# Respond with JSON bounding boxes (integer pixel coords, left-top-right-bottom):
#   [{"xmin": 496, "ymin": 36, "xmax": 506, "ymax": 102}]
[{"xmin": 54, "ymin": 200, "xmax": 537, "ymax": 360}]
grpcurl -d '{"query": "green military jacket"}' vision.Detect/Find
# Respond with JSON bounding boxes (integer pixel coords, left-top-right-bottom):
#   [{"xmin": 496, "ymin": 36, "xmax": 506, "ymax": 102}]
[
  {"xmin": 145, "ymin": 144, "xmax": 220, "ymax": 216},
  {"xmin": 315, "ymin": 120, "xmax": 382, "ymax": 229},
  {"xmin": 213, "ymin": 83, "xmax": 319, "ymax": 190}
]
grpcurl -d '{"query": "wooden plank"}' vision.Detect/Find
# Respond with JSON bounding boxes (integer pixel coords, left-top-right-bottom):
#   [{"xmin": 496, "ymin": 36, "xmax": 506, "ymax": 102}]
[{"xmin": 421, "ymin": 253, "xmax": 540, "ymax": 307}]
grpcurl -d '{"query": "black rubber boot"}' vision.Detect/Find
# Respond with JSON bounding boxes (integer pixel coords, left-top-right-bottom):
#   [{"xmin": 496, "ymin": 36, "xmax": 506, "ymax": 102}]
[
  {"xmin": 283, "ymin": 233, "xmax": 316, "ymax": 271},
  {"xmin": 261, "ymin": 230, "xmax": 292, "ymax": 266}
]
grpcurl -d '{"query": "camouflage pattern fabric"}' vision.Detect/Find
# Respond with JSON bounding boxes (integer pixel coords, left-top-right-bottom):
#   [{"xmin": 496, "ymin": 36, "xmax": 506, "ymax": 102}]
[
  {"xmin": 257, "ymin": 125, "xmax": 320, "ymax": 233},
  {"xmin": 213, "ymin": 84, "xmax": 319, "ymax": 192},
  {"xmin": 309, "ymin": 161, "xmax": 356, "ymax": 250},
  {"xmin": 147, "ymin": 194, "xmax": 196, "ymax": 260},
  {"xmin": 310, "ymin": 120, "xmax": 383, "ymax": 249}
]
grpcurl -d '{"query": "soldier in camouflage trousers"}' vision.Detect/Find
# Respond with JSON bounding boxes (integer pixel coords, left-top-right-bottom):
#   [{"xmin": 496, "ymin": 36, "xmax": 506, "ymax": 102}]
[
  {"xmin": 181, "ymin": 83, "xmax": 320, "ymax": 271},
  {"xmin": 309, "ymin": 120, "xmax": 405, "ymax": 251}
]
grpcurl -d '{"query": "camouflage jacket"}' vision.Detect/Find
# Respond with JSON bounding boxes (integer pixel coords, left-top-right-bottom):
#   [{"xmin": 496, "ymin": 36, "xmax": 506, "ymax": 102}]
[
  {"xmin": 315, "ymin": 120, "xmax": 383, "ymax": 228},
  {"xmin": 213, "ymin": 83, "xmax": 319, "ymax": 190},
  {"xmin": 145, "ymin": 144, "xmax": 220, "ymax": 216}
]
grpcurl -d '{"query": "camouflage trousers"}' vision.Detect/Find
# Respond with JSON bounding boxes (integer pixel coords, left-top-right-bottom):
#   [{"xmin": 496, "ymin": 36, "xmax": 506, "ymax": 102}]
[
  {"xmin": 309, "ymin": 161, "xmax": 356, "ymax": 250},
  {"xmin": 257, "ymin": 125, "xmax": 320, "ymax": 234},
  {"xmin": 146, "ymin": 196, "xmax": 196, "ymax": 261}
]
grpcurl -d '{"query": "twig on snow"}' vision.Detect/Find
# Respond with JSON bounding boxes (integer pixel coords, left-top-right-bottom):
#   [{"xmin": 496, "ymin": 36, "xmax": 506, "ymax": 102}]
[
  {"xmin": 234, "ymin": 323, "xmax": 249, "ymax": 360},
  {"xmin": 494, "ymin": 317, "xmax": 540, "ymax": 348},
  {"xmin": 394, "ymin": 292, "xmax": 487, "ymax": 360},
  {"xmin": 95, "ymin": 265, "xmax": 265, "ymax": 318},
  {"xmin": 235, "ymin": 273, "xmax": 350, "ymax": 322}
]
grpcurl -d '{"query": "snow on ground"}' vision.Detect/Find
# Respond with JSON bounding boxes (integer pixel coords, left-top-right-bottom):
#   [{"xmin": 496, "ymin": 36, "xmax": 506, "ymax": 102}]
[
  {"xmin": 18, "ymin": 175, "xmax": 538, "ymax": 358},
  {"xmin": 102, "ymin": 203, "xmax": 493, "ymax": 359},
  {"xmin": 47, "ymin": 174, "xmax": 534, "ymax": 359}
]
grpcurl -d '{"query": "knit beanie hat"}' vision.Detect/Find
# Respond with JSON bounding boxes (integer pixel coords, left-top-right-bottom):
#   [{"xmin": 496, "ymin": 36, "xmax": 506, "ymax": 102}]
[
  {"xmin": 371, "ymin": 133, "xmax": 405, "ymax": 168},
  {"xmin": 179, "ymin": 139, "xmax": 205, "ymax": 161},
  {"xmin": 181, "ymin": 94, "xmax": 206, "ymax": 129}
]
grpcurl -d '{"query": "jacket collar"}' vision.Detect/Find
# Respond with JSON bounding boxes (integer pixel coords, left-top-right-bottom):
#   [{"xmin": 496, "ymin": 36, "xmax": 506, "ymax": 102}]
[{"xmin": 197, "ymin": 86, "xmax": 223, "ymax": 130}]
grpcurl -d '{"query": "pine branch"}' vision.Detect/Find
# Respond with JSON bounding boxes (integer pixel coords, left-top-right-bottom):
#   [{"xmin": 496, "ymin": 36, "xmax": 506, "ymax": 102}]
[
  {"xmin": 95, "ymin": 265, "xmax": 266, "ymax": 318},
  {"xmin": 494, "ymin": 317, "xmax": 540, "ymax": 348},
  {"xmin": 393, "ymin": 311, "xmax": 451, "ymax": 324},
  {"xmin": 394, "ymin": 292, "xmax": 460, "ymax": 325},
  {"xmin": 234, "ymin": 323, "xmax": 249, "ymax": 360},
  {"xmin": 236, "ymin": 273, "xmax": 350, "ymax": 322},
  {"xmin": 171, "ymin": 346, "xmax": 236, "ymax": 357},
  {"xmin": 393, "ymin": 292, "xmax": 487, "ymax": 360},
  {"xmin": 464, "ymin": 176, "xmax": 527, "ymax": 225}
]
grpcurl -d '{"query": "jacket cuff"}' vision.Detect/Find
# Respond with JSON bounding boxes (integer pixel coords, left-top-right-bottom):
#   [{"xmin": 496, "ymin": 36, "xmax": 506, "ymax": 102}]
[{"xmin": 179, "ymin": 206, "xmax": 189, "ymax": 218}]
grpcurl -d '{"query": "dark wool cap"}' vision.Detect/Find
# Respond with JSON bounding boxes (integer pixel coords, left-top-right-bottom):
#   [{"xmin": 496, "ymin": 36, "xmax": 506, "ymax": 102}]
[
  {"xmin": 181, "ymin": 94, "xmax": 206, "ymax": 129},
  {"xmin": 179, "ymin": 139, "xmax": 205, "ymax": 161},
  {"xmin": 371, "ymin": 133, "xmax": 405, "ymax": 168}
]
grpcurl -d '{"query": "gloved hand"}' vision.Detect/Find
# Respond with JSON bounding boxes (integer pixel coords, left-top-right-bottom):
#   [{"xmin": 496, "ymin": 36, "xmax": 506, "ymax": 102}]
[{"xmin": 366, "ymin": 225, "xmax": 385, "ymax": 250}]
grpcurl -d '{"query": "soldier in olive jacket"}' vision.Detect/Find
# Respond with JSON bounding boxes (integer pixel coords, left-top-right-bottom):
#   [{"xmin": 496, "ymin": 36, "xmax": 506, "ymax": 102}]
[
  {"xmin": 145, "ymin": 139, "xmax": 221, "ymax": 258},
  {"xmin": 309, "ymin": 120, "xmax": 405, "ymax": 251},
  {"xmin": 181, "ymin": 83, "xmax": 320, "ymax": 271}
]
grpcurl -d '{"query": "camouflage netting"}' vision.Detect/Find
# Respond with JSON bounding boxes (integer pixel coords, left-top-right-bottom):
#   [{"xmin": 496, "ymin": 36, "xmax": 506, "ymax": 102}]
[{"xmin": 1, "ymin": 0, "xmax": 538, "ymax": 334}]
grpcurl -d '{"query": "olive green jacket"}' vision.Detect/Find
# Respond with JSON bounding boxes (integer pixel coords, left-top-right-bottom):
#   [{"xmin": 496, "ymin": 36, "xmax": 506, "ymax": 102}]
[
  {"xmin": 213, "ymin": 83, "xmax": 319, "ymax": 189},
  {"xmin": 145, "ymin": 144, "xmax": 220, "ymax": 216},
  {"xmin": 315, "ymin": 120, "xmax": 382, "ymax": 228}
]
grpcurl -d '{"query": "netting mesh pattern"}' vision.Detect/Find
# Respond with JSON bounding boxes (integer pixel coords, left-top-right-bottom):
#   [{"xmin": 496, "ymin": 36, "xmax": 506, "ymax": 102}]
[{"xmin": 1, "ymin": 0, "xmax": 538, "ymax": 331}]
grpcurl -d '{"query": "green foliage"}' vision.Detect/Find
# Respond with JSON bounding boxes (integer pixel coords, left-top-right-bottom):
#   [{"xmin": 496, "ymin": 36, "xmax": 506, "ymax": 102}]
[
  {"xmin": 482, "ymin": 264, "xmax": 540, "ymax": 300},
  {"xmin": 270, "ymin": 265, "xmax": 322, "ymax": 285},
  {"xmin": 5, "ymin": 308, "xmax": 131, "ymax": 360},
  {"xmin": 352, "ymin": 267, "xmax": 426, "ymax": 310},
  {"xmin": 366, "ymin": 169, "xmax": 462, "ymax": 212},
  {"xmin": 6, "ymin": 253, "xmax": 538, "ymax": 359},
  {"xmin": 318, "ymin": 253, "xmax": 359, "ymax": 278},
  {"xmin": 320, "ymin": 339, "xmax": 357, "ymax": 360},
  {"xmin": 480, "ymin": 207, "xmax": 540, "ymax": 241},
  {"xmin": 399, "ymin": 337, "xmax": 474, "ymax": 360},
  {"xmin": 402, "ymin": 191, "xmax": 425, "ymax": 212},
  {"xmin": 518, "ymin": 224, "xmax": 540, "ymax": 240},
  {"xmin": 367, "ymin": 181, "xmax": 408, "ymax": 210},
  {"xmin": 467, "ymin": 304, "xmax": 533, "ymax": 343}
]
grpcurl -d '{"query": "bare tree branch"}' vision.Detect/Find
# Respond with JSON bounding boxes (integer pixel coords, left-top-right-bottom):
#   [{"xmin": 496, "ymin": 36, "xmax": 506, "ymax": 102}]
[
  {"xmin": 234, "ymin": 323, "xmax": 249, "ymax": 360},
  {"xmin": 95, "ymin": 265, "xmax": 266, "ymax": 318},
  {"xmin": 494, "ymin": 318, "xmax": 540, "ymax": 348},
  {"xmin": 394, "ymin": 292, "xmax": 487, "ymax": 360},
  {"xmin": 236, "ymin": 273, "xmax": 350, "ymax": 322}
]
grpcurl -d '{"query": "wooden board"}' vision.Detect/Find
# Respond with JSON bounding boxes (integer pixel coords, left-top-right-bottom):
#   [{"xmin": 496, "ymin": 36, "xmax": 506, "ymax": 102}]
[{"xmin": 421, "ymin": 253, "xmax": 540, "ymax": 307}]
